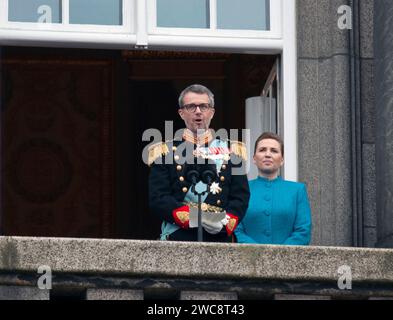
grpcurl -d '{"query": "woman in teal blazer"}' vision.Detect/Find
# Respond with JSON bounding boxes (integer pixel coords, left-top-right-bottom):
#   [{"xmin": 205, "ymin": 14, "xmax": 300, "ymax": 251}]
[{"xmin": 235, "ymin": 132, "xmax": 312, "ymax": 245}]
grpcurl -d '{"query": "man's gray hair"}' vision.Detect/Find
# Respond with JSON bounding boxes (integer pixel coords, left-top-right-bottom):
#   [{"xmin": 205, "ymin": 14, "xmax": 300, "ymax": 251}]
[{"xmin": 178, "ymin": 84, "xmax": 215, "ymax": 108}]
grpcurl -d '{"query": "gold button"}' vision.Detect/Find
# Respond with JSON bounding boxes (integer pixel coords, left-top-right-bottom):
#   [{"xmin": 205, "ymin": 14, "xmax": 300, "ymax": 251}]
[
  {"xmin": 172, "ymin": 146, "xmax": 177, "ymax": 151},
  {"xmin": 174, "ymin": 155, "xmax": 180, "ymax": 161},
  {"xmin": 182, "ymin": 187, "xmax": 188, "ymax": 193},
  {"xmin": 179, "ymin": 176, "xmax": 185, "ymax": 182},
  {"xmin": 220, "ymin": 176, "xmax": 225, "ymax": 182},
  {"xmin": 177, "ymin": 165, "xmax": 182, "ymax": 171},
  {"xmin": 217, "ymin": 200, "xmax": 221, "ymax": 205},
  {"xmin": 222, "ymin": 165, "xmax": 227, "ymax": 170}
]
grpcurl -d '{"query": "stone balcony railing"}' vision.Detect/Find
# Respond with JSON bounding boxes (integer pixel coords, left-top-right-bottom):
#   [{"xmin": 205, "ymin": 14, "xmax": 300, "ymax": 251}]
[{"xmin": 0, "ymin": 236, "xmax": 393, "ymax": 300}]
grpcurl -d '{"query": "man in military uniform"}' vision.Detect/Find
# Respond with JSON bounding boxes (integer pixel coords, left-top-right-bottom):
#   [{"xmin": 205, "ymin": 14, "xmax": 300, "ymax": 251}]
[{"xmin": 148, "ymin": 84, "xmax": 250, "ymax": 242}]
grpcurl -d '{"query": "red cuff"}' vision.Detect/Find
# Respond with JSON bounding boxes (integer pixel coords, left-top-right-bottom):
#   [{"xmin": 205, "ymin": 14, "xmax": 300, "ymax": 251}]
[
  {"xmin": 225, "ymin": 213, "xmax": 239, "ymax": 236},
  {"xmin": 172, "ymin": 205, "xmax": 190, "ymax": 229}
]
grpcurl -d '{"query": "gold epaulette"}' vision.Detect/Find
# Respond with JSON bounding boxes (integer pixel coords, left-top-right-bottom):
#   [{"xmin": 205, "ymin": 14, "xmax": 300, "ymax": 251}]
[
  {"xmin": 230, "ymin": 140, "xmax": 248, "ymax": 161},
  {"xmin": 148, "ymin": 142, "xmax": 169, "ymax": 166}
]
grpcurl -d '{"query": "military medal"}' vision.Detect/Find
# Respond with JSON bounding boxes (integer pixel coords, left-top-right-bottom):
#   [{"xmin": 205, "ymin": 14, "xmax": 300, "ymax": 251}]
[
  {"xmin": 193, "ymin": 146, "xmax": 230, "ymax": 161},
  {"xmin": 210, "ymin": 182, "xmax": 222, "ymax": 195}
]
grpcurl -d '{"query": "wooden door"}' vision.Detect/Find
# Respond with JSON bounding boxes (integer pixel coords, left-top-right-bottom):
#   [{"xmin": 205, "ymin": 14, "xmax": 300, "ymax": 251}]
[{"xmin": 1, "ymin": 51, "xmax": 114, "ymax": 238}]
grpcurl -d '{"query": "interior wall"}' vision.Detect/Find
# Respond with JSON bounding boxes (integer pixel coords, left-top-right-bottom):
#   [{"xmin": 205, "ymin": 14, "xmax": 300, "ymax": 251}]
[{"xmin": 1, "ymin": 47, "xmax": 118, "ymax": 238}]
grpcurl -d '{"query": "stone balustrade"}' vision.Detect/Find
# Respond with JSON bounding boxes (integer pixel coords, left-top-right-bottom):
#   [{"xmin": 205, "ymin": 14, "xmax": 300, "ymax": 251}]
[{"xmin": 0, "ymin": 236, "xmax": 392, "ymax": 300}]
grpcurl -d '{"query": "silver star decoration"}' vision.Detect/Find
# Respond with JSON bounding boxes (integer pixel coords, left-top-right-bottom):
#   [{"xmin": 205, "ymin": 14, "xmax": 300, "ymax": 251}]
[{"xmin": 210, "ymin": 182, "xmax": 222, "ymax": 195}]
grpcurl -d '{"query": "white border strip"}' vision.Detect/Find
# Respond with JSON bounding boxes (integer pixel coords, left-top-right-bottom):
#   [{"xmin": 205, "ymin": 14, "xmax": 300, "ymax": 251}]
[
  {"xmin": 0, "ymin": 29, "xmax": 137, "ymax": 49},
  {"xmin": 0, "ymin": 0, "xmax": 7, "ymax": 23},
  {"xmin": 209, "ymin": 0, "xmax": 217, "ymax": 30},
  {"xmin": 136, "ymin": 0, "xmax": 148, "ymax": 46},
  {"xmin": 62, "ymin": 0, "xmax": 69, "ymax": 25},
  {"xmin": 282, "ymin": 0, "xmax": 298, "ymax": 181},
  {"xmin": 269, "ymin": 0, "xmax": 282, "ymax": 36},
  {"xmin": 148, "ymin": 35, "xmax": 283, "ymax": 52}
]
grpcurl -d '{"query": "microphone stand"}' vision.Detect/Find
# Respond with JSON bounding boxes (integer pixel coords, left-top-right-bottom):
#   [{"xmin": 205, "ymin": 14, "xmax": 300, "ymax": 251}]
[
  {"xmin": 197, "ymin": 168, "xmax": 216, "ymax": 242},
  {"xmin": 197, "ymin": 192, "xmax": 203, "ymax": 242},
  {"xmin": 187, "ymin": 167, "xmax": 216, "ymax": 242},
  {"xmin": 189, "ymin": 181, "xmax": 209, "ymax": 242}
]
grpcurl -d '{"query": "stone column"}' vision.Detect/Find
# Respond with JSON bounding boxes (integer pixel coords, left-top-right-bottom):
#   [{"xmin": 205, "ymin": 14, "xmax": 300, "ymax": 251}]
[
  {"xmin": 374, "ymin": 0, "xmax": 393, "ymax": 247},
  {"xmin": 297, "ymin": 0, "xmax": 353, "ymax": 246}
]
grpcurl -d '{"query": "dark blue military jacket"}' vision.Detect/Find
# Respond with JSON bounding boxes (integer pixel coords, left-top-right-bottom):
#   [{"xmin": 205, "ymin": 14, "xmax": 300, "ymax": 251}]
[{"xmin": 148, "ymin": 137, "xmax": 250, "ymax": 242}]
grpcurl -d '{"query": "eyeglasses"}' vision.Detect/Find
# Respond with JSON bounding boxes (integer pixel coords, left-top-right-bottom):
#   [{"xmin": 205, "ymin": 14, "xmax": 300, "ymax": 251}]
[{"xmin": 181, "ymin": 103, "xmax": 213, "ymax": 113}]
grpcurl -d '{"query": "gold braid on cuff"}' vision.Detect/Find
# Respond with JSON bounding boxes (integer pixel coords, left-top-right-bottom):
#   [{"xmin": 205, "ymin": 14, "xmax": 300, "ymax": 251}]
[{"xmin": 184, "ymin": 202, "xmax": 224, "ymax": 213}]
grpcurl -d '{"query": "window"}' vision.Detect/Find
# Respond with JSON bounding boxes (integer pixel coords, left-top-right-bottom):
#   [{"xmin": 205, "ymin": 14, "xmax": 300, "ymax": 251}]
[
  {"xmin": 150, "ymin": 0, "xmax": 280, "ymax": 38},
  {"xmin": 8, "ymin": 0, "xmax": 62, "ymax": 23},
  {"xmin": 1, "ymin": 0, "xmax": 282, "ymax": 48},
  {"xmin": 156, "ymin": 0, "xmax": 209, "ymax": 29},
  {"xmin": 217, "ymin": 0, "xmax": 269, "ymax": 31},
  {"xmin": 0, "ymin": 0, "xmax": 133, "ymax": 33},
  {"xmin": 69, "ymin": 0, "xmax": 122, "ymax": 26},
  {"xmin": 155, "ymin": 0, "xmax": 270, "ymax": 30}
]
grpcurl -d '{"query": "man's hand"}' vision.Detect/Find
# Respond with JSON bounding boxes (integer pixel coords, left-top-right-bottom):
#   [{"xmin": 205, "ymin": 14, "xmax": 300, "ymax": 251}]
[
  {"xmin": 202, "ymin": 214, "xmax": 229, "ymax": 234},
  {"xmin": 202, "ymin": 219, "xmax": 224, "ymax": 234}
]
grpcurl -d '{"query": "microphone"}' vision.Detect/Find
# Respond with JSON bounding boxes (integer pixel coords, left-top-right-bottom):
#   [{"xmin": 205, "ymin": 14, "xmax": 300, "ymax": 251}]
[
  {"xmin": 201, "ymin": 169, "xmax": 216, "ymax": 185},
  {"xmin": 199, "ymin": 163, "xmax": 217, "ymax": 185},
  {"xmin": 186, "ymin": 169, "xmax": 200, "ymax": 185}
]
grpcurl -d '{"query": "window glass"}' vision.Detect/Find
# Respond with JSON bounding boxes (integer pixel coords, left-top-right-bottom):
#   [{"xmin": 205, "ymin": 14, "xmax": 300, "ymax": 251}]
[
  {"xmin": 69, "ymin": 0, "xmax": 122, "ymax": 25},
  {"xmin": 157, "ymin": 0, "xmax": 209, "ymax": 28},
  {"xmin": 217, "ymin": 0, "xmax": 270, "ymax": 30},
  {"xmin": 8, "ymin": 0, "xmax": 61, "ymax": 23}
]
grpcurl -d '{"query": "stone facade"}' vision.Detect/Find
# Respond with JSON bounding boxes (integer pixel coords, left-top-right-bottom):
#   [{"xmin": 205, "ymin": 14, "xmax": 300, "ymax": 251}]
[
  {"xmin": 297, "ymin": 0, "xmax": 377, "ymax": 247},
  {"xmin": 374, "ymin": 0, "xmax": 393, "ymax": 247}
]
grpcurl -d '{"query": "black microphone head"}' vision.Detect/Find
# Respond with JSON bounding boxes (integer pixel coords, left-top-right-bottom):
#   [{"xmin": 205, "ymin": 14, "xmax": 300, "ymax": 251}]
[
  {"xmin": 186, "ymin": 169, "xmax": 200, "ymax": 184},
  {"xmin": 201, "ymin": 170, "xmax": 216, "ymax": 184}
]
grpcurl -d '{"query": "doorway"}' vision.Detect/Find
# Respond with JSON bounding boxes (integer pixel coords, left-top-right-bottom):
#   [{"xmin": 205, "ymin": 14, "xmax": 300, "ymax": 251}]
[
  {"xmin": 0, "ymin": 47, "xmax": 276, "ymax": 239},
  {"xmin": 118, "ymin": 51, "xmax": 276, "ymax": 240}
]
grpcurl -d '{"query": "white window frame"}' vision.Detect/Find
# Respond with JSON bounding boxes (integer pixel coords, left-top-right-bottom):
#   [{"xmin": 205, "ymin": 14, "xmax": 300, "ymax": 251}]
[
  {"xmin": 0, "ymin": 0, "xmax": 136, "ymax": 48},
  {"xmin": 148, "ymin": 0, "xmax": 281, "ymax": 39},
  {"xmin": 144, "ymin": 0, "xmax": 282, "ymax": 51}
]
